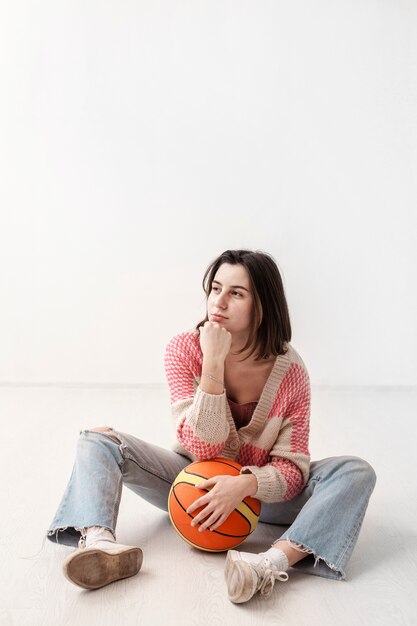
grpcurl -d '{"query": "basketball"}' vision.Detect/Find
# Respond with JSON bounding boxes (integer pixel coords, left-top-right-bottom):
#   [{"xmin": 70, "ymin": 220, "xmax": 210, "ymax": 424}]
[{"xmin": 168, "ymin": 457, "xmax": 261, "ymax": 552}]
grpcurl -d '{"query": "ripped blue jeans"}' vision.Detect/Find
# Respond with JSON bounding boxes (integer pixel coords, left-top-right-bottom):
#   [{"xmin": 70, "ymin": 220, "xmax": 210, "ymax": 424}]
[{"xmin": 46, "ymin": 428, "xmax": 377, "ymax": 581}]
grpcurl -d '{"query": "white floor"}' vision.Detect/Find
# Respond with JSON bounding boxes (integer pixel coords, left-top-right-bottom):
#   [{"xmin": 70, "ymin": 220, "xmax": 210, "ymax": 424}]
[{"xmin": 1, "ymin": 384, "xmax": 416, "ymax": 626}]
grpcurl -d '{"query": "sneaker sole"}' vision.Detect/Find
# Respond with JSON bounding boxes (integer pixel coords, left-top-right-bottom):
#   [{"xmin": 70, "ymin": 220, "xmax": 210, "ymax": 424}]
[
  {"xmin": 62, "ymin": 547, "xmax": 143, "ymax": 590},
  {"xmin": 225, "ymin": 551, "xmax": 256, "ymax": 604},
  {"xmin": 224, "ymin": 550, "xmax": 238, "ymax": 581}
]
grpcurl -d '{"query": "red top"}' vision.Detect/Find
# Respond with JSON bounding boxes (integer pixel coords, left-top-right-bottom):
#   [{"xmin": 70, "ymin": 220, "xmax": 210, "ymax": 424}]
[{"xmin": 227, "ymin": 396, "xmax": 258, "ymax": 430}]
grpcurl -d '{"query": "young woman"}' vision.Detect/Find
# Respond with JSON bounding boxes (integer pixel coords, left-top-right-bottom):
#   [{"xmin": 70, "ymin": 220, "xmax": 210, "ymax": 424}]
[{"xmin": 47, "ymin": 249, "xmax": 376, "ymax": 604}]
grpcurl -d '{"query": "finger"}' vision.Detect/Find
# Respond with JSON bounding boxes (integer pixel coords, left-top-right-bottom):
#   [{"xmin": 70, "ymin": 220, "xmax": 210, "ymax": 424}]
[
  {"xmin": 191, "ymin": 505, "xmax": 213, "ymax": 527},
  {"xmin": 199, "ymin": 511, "xmax": 222, "ymax": 532},
  {"xmin": 187, "ymin": 495, "xmax": 210, "ymax": 515},
  {"xmin": 208, "ymin": 513, "xmax": 227, "ymax": 532}
]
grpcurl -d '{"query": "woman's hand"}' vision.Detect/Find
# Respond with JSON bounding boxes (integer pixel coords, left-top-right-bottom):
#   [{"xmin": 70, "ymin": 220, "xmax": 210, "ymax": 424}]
[
  {"xmin": 199, "ymin": 321, "xmax": 232, "ymax": 361},
  {"xmin": 186, "ymin": 474, "xmax": 255, "ymax": 532}
]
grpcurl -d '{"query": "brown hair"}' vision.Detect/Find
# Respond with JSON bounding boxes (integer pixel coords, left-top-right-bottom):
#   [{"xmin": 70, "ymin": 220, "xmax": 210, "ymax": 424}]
[{"xmin": 195, "ymin": 249, "xmax": 291, "ymax": 361}]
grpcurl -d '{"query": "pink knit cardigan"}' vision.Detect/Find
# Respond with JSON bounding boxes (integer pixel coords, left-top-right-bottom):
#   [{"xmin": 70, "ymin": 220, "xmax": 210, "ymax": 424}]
[{"xmin": 164, "ymin": 330, "xmax": 311, "ymax": 503}]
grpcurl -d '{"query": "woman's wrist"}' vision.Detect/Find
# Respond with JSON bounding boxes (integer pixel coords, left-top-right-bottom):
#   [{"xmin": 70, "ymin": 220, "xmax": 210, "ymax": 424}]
[
  {"xmin": 200, "ymin": 357, "xmax": 225, "ymax": 395},
  {"xmin": 201, "ymin": 372, "xmax": 223, "ymax": 385},
  {"xmin": 237, "ymin": 472, "xmax": 258, "ymax": 498},
  {"xmin": 202, "ymin": 355, "xmax": 225, "ymax": 373}
]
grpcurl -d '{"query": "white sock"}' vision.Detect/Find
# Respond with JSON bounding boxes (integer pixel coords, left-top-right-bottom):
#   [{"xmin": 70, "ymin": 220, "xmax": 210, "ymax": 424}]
[
  {"xmin": 258, "ymin": 547, "xmax": 289, "ymax": 572},
  {"xmin": 85, "ymin": 526, "xmax": 116, "ymax": 547}
]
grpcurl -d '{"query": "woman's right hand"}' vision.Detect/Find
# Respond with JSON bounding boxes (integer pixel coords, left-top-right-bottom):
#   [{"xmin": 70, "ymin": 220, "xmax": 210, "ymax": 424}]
[{"xmin": 199, "ymin": 321, "xmax": 232, "ymax": 361}]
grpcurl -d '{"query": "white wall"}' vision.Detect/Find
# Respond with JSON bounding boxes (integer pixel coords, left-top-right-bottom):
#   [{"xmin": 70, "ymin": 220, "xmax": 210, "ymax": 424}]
[{"xmin": 1, "ymin": 1, "xmax": 416, "ymax": 386}]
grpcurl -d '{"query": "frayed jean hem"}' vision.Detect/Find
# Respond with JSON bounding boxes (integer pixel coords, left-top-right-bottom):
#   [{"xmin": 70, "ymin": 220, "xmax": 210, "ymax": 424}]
[{"xmin": 276, "ymin": 535, "xmax": 346, "ymax": 581}]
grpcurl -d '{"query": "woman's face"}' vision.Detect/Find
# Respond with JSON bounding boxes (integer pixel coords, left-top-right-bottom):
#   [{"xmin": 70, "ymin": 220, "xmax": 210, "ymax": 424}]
[{"xmin": 207, "ymin": 263, "xmax": 254, "ymax": 338}]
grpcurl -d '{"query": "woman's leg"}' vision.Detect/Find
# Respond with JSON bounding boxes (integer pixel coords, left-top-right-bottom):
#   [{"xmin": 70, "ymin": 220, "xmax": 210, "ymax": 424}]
[
  {"xmin": 259, "ymin": 455, "xmax": 377, "ymax": 580},
  {"xmin": 225, "ymin": 455, "xmax": 377, "ymax": 603},
  {"xmin": 47, "ymin": 426, "xmax": 192, "ymax": 590},
  {"xmin": 47, "ymin": 427, "xmax": 191, "ymax": 547},
  {"xmin": 112, "ymin": 428, "xmax": 192, "ymax": 511}
]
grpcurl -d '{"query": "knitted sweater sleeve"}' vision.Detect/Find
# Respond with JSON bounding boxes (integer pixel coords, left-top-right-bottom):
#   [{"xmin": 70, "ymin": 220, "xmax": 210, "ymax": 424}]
[
  {"xmin": 164, "ymin": 335, "xmax": 230, "ymax": 459},
  {"xmin": 240, "ymin": 364, "xmax": 311, "ymax": 503}
]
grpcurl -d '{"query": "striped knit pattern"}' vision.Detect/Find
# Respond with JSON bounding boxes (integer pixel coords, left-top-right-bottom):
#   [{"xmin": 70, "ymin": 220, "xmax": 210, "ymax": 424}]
[{"xmin": 164, "ymin": 330, "xmax": 311, "ymax": 503}]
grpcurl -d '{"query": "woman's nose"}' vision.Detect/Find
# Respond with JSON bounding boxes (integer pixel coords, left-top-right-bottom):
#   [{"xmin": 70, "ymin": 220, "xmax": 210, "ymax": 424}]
[{"xmin": 215, "ymin": 293, "xmax": 227, "ymax": 307}]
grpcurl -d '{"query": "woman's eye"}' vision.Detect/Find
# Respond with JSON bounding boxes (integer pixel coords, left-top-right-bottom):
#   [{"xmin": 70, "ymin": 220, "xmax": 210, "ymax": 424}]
[{"xmin": 212, "ymin": 287, "xmax": 241, "ymax": 297}]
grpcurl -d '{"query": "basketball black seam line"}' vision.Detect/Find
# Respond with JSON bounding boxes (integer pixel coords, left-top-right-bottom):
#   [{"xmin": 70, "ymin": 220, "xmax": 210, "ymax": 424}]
[
  {"xmin": 185, "ymin": 458, "xmax": 243, "ymax": 474},
  {"xmin": 171, "ymin": 519, "xmax": 248, "ymax": 550},
  {"xmin": 183, "ymin": 470, "xmax": 207, "ymax": 480}
]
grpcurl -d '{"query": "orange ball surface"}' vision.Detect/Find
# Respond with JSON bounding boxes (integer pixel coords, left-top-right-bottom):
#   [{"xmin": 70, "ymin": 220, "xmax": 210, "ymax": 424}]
[{"xmin": 168, "ymin": 457, "xmax": 261, "ymax": 552}]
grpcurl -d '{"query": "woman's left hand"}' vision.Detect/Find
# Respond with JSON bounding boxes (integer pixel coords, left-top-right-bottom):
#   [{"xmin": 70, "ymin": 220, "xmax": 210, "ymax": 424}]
[{"xmin": 186, "ymin": 474, "xmax": 249, "ymax": 532}]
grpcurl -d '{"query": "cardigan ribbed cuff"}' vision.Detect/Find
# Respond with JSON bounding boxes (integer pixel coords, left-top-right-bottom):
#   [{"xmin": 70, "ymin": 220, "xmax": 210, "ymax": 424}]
[
  {"xmin": 177, "ymin": 386, "xmax": 229, "ymax": 444},
  {"xmin": 240, "ymin": 464, "xmax": 287, "ymax": 503}
]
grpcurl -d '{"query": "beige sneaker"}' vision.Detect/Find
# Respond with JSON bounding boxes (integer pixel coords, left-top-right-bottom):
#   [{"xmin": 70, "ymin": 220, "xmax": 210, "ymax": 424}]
[
  {"xmin": 62, "ymin": 538, "xmax": 143, "ymax": 590},
  {"xmin": 224, "ymin": 550, "xmax": 289, "ymax": 603}
]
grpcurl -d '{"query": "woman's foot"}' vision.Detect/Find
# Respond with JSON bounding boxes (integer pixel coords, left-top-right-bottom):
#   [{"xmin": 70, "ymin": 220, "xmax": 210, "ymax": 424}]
[
  {"xmin": 62, "ymin": 539, "xmax": 143, "ymax": 590},
  {"xmin": 224, "ymin": 550, "xmax": 289, "ymax": 603}
]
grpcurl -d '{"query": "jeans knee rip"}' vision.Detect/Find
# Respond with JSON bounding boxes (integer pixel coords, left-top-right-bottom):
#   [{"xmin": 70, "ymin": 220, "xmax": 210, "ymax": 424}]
[
  {"xmin": 284, "ymin": 536, "xmax": 345, "ymax": 578},
  {"xmin": 80, "ymin": 427, "xmax": 128, "ymax": 459}
]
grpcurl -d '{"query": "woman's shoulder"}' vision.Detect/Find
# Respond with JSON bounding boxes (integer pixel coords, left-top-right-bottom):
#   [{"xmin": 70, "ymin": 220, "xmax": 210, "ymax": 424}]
[
  {"xmin": 164, "ymin": 329, "xmax": 203, "ymax": 379},
  {"xmin": 283, "ymin": 342, "xmax": 309, "ymax": 373},
  {"xmin": 165, "ymin": 329, "xmax": 202, "ymax": 359}
]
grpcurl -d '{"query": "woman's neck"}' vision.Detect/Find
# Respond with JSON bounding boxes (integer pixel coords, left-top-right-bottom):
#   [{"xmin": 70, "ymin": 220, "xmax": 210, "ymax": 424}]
[
  {"xmin": 223, "ymin": 331, "xmax": 273, "ymax": 365},
  {"xmin": 226, "ymin": 341, "xmax": 254, "ymax": 364}
]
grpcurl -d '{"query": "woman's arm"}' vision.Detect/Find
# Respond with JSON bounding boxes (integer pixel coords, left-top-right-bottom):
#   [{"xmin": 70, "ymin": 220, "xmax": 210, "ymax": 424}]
[
  {"xmin": 164, "ymin": 334, "xmax": 230, "ymax": 459},
  {"xmin": 199, "ymin": 355, "xmax": 225, "ymax": 395}
]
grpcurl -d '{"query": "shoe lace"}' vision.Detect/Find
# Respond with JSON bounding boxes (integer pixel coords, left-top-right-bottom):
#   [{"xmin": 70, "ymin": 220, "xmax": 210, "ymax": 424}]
[{"xmin": 256, "ymin": 558, "xmax": 289, "ymax": 598}]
